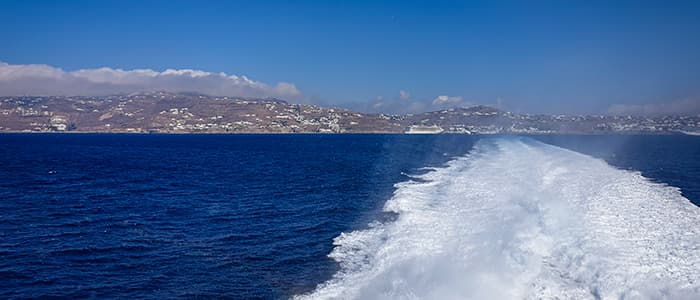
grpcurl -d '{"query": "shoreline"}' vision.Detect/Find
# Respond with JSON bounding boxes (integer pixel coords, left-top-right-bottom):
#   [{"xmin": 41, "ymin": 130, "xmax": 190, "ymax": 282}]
[{"xmin": 0, "ymin": 131, "xmax": 692, "ymax": 136}]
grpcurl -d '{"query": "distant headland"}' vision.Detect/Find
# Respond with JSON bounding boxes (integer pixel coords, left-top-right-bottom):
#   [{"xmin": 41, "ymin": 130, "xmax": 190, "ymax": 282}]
[{"xmin": 1, "ymin": 91, "xmax": 698, "ymax": 134}]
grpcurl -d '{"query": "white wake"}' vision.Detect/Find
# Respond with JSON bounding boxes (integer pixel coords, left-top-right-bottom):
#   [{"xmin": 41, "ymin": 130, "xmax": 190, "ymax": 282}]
[{"xmin": 296, "ymin": 138, "xmax": 700, "ymax": 300}]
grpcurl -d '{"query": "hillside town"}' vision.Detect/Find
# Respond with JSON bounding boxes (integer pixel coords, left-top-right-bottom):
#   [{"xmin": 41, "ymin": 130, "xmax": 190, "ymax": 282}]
[{"xmin": 1, "ymin": 92, "xmax": 699, "ymax": 134}]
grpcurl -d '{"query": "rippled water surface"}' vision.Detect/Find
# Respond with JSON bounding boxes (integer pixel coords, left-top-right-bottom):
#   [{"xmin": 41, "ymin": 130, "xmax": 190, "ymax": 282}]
[{"xmin": 1, "ymin": 134, "xmax": 699, "ymax": 299}]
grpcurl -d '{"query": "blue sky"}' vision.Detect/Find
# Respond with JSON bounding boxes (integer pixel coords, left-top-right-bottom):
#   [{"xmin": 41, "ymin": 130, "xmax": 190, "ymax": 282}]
[{"xmin": 1, "ymin": 0, "xmax": 700, "ymax": 114}]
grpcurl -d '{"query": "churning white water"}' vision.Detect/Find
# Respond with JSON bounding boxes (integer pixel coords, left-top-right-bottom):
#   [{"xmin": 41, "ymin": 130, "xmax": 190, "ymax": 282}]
[{"xmin": 296, "ymin": 138, "xmax": 700, "ymax": 300}]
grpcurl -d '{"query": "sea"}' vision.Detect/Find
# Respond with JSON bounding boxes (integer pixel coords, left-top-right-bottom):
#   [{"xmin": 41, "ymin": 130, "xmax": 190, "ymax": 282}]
[{"xmin": 1, "ymin": 134, "xmax": 699, "ymax": 299}]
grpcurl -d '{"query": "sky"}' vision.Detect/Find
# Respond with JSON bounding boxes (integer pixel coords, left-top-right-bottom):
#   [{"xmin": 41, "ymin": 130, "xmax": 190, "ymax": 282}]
[{"xmin": 1, "ymin": 0, "xmax": 700, "ymax": 115}]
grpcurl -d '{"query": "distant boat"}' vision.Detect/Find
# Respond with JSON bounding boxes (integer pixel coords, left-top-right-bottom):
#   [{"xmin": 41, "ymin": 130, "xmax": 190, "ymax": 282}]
[
  {"xmin": 405, "ymin": 125, "xmax": 444, "ymax": 134},
  {"xmin": 680, "ymin": 130, "xmax": 700, "ymax": 136}
]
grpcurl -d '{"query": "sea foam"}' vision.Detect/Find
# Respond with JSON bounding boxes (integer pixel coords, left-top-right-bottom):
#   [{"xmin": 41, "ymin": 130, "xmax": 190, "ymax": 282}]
[{"xmin": 296, "ymin": 138, "xmax": 700, "ymax": 300}]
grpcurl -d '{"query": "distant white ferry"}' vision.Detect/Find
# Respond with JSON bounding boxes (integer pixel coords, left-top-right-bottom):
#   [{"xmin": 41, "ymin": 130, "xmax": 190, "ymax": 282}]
[
  {"xmin": 405, "ymin": 125, "xmax": 444, "ymax": 134},
  {"xmin": 680, "ymin": 130, "xmax": 700, "ymax": 136}
]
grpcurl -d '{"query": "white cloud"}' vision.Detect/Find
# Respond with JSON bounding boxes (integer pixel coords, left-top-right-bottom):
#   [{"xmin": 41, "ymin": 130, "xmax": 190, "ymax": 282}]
[
  {"xmin": 607, "ymin": 98, "xmax": 700, "ymax": 116},
  {"xmin": 432, "ymin": 95, "xmax": 463, "ymax": 106},
  {"xmin": 0, "ymin": 61, "xmax": 301, "ymax": 99},
  {"xmin": 399, "ymin": 90, "xmax": 411, "ymax": 100}
]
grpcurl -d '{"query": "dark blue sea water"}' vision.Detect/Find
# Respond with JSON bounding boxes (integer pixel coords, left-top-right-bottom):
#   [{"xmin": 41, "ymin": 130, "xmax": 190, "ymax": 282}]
[{"xmin": 1, "ymin": 134, "xmax": 699, "ymax": 299}]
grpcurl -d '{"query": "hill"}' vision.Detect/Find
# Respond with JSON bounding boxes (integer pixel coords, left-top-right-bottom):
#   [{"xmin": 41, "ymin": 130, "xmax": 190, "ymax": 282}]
[{"xmin": 1, "ymin": 92, "xmax": 699, "ymax": 134}]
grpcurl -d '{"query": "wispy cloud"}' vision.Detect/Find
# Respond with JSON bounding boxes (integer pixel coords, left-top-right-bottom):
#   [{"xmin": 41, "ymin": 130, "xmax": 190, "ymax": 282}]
[
  {"xmin": 0, "ymin": 61, "xmax": 301, "ymax": 99},
  {"xmin": 347, "ymin": 93, "xmax": 472, "ymax": 114},
  {"xmin": 399, "ymin": 90, "xmax": 411, "ymax": 100},
  {"xmin": 432, "ymin": 95, "xmax": 463, "ymax": 106},
  {"xmin": 607, "ymin": 98, "xmax": 700, "ymax": 116}
]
